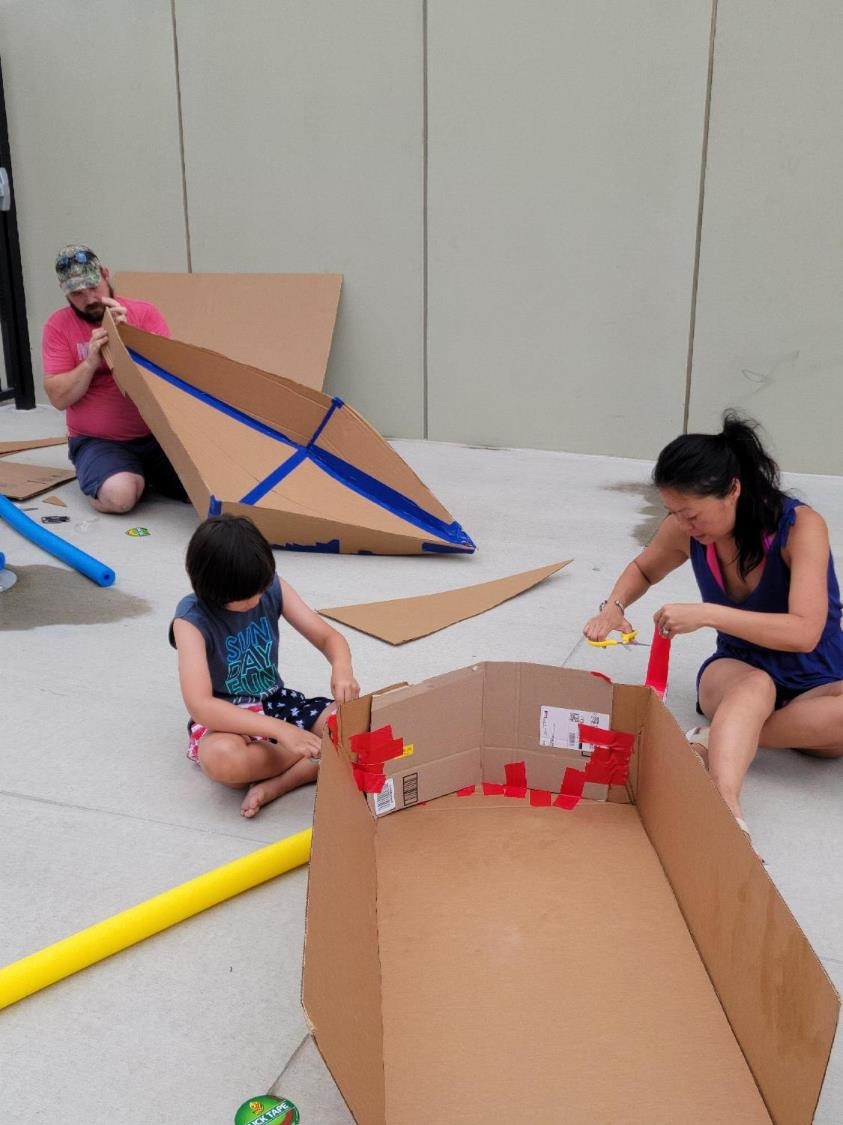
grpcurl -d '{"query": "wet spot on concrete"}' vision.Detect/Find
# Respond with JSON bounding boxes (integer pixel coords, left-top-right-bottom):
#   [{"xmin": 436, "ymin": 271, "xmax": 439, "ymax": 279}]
[
  {"xmin": 605, "ymin": 481, "xmax": 665, "ymax": 547},
  {"xmin": 0, "ymin": 564, "xmax": 152, "ymax": 630}
]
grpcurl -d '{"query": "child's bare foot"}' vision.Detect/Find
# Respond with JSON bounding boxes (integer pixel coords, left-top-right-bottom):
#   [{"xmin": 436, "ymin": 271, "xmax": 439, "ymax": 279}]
[{"xmin": 240, "ymin": 757, "xmax": 319, "ymax": 818}]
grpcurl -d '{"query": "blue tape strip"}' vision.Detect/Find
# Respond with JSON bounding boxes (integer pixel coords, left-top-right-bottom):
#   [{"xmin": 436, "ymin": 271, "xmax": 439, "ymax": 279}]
[
  {"xmin": 309, "ymin": 446, "xmax": 476, "ymax": 549},
  {"xmin": 128, "ymin": 350, "xmax": 297, "ymax": 451},
  {"xmin": 130, "ymin": 349, "xmax": 475, "ymax": 550},
  {"xmin": 208, "ymin": 495, "xmax": 222, "ymax": 516},
  {"xmin": 240, "ymin": 448, "xmax": 309, "ymax": 505},
  {"xmin": 308, "ymin": 397, "xmax": 343, "ymax": 446}
]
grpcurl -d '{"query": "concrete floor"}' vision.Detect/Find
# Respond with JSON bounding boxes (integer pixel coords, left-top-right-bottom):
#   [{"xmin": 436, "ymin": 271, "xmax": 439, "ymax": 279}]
[{"xmin": 1, "ymin": 402, "xmax": 840, "ymax": 1123}]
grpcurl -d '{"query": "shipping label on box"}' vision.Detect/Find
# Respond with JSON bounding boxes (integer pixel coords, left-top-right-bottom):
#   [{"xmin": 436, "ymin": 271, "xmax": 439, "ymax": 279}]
[{"xmin": 539, "ymin": 705, "xmax": 610, "ymax": 754}]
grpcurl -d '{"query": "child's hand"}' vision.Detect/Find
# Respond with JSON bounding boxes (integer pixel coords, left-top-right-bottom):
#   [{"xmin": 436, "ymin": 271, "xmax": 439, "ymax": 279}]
[
  {"xmin": 273, "ymin": 721, "xmax": 322, "ymax": 759},
  {"xmin": 331, "ymin": 665, "xmax": 360, "ymax": 703}
]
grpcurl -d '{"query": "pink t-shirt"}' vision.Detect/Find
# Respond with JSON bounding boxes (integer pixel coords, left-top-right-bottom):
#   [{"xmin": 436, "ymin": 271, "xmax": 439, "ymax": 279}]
[{"xmin": 42, "ymin": 297, "xmax": 170, "ymax": 442}]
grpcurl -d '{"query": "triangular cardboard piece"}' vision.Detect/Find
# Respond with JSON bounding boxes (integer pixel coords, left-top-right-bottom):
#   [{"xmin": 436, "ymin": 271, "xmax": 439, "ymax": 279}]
[
  {"xmin": 114, "ymin": 272, "xmax": 341, "ymax": 391},
  {"xmin": 319, "ymin": 560, "xmax": 571, "ymax": 643},
  {"xmin": 105, "ymin": 316, "xmax": 475, "ymax": 557},
  {"xmin": 0, "ymin": 437, "xmax": 67, "ymax": 456},
  {"xmin": 42, "ymin": 495, "xmax": 67, "ymax": 507},
  {"xmin": 0, "ymin": 462, "xmax": 76, "ymax": 501}
]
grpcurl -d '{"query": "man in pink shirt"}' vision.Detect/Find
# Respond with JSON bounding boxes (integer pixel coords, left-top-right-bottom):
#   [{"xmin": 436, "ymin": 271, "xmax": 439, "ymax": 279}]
[{"xmin": 42, "ymin": 245, "xmax": 186, "ymax": 513}]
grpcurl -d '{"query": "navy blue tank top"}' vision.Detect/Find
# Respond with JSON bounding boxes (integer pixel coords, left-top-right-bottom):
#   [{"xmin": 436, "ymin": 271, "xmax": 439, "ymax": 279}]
[{"xmin": 690, "ymin": 497, "xmax": 843, "ymax": 693}]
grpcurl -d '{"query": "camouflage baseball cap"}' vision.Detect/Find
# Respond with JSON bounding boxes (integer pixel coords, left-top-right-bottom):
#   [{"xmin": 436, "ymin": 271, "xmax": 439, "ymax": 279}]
[{"xmin": 55, "ymin": 244, "xmax": 102, "ymax": 294}]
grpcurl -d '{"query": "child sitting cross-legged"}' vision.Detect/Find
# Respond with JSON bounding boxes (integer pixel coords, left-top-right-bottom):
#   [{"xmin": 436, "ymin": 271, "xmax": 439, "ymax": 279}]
[{"xmin": 170, "ymin": 514, "xmax": 359, "ymax": 817}]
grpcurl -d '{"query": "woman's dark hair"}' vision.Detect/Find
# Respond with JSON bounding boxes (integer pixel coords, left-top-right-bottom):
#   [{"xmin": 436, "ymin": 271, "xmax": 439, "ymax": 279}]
[
  {"xmin": 653, "ymin": 411, "xmax": 786, "ymax": 579},
  {"xmin": 185, "ymin": 514, "xmax": 276, "ymax": 607}
]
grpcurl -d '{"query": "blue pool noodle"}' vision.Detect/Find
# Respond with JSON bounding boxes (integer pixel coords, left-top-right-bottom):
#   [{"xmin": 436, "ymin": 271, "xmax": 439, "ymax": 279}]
[
  {"xmin": 0, "ymin": 551, "xmax": 5, "ymax": 571},
  {"xmin": 0, "ymin": 496, "xmax": 115, "ymax": 587}
]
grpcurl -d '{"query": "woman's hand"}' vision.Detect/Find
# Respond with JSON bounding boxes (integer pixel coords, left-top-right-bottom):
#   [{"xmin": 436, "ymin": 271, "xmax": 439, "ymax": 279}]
[
  {"xmin": 583, "ymin": 605, "xmax": 634, "ymax": 642},
  {"xmin": 653, "ymin": 602, "xmax": 711, "ymax": 638}
]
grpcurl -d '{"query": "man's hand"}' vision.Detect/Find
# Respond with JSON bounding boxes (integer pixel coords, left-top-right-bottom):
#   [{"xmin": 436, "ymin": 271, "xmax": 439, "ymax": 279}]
[
  {"xmin": 102, "ymin": 296, "xmax": 128, "ymax": 325},
  {"xmin": 331, "ymin": 665, "xmax": 360, "ymax": 703},
  {"xmin": 87, "ymin": 327, "xmax": 110, "ymax": 363},
  {"xmin": 272, "ymin": 720, "xmax": 322, "ymax": 759}
]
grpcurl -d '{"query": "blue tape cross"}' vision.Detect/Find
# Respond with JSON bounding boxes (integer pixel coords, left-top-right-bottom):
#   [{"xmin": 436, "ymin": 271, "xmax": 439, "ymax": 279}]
[{"xmin": 129, "ymin": 349, "xmax": 475, "ymax": 550}]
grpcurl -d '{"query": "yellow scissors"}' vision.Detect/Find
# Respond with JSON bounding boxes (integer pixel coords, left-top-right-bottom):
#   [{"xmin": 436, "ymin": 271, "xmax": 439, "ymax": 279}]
[{"xmin": 586, "ymin": 629, "xmax": 645, "ymax": 648}]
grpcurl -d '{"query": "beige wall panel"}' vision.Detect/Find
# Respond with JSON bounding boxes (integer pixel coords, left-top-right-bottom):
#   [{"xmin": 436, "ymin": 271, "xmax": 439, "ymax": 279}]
[
  {"xmin": 689, "ymin": 2, "xmax": 843, "ymax": 473},
  {"xmin": 174, "ymin": 0, "xmax": 424, "ymax": 438},
  {"xmin": 0, "ymin": 1, "xmax": 188, "ymax": 399},
  {"xmin": 427, "ymin": 1, "xmax": 712, "ymax": 457}
]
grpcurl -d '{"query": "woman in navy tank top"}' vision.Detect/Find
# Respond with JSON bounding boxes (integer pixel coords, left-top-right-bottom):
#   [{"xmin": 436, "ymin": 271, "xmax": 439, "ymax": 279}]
[{"xmin": 583, "ymin": 412, "xmax": 843, "ymax": 838}]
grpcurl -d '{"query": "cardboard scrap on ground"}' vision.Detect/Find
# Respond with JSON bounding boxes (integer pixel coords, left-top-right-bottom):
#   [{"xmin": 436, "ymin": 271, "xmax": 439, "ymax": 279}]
[
  {"xmin": 0, "ymin": 462, "xmax": 76, "ymax": 501},
  {"xmin": 105, "ymin": 315, "xmax": 475, "ymax": 557},
  {"xmin": 304, "ymin": 663, "xmax": 840, "ymax": 1124},
  {"xmin": 114, "ymin": 272, "xmax": 342, "ymax": 391},
  {"xmin": 319, "ymin": 560, "xmax": 571, "ymax": 643},
  {"xmin": 42, "ymin": 495, "xmax": 67, "ymax": 507},
  {"xmin": 0, "ymin": 437, "xmax": 66, "ymax": 456}
]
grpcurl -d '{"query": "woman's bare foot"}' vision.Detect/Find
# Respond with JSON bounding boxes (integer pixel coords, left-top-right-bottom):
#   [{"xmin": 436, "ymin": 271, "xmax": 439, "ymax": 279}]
[{"xmin": 240, "ymin": 757, "xmax": 319, "ymax": 818}]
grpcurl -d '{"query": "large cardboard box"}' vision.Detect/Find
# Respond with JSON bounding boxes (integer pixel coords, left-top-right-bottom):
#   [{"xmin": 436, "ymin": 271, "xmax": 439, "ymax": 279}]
[{"xmin": 303, "ymin": 663, "xmax": 839, "ymax": 1124}]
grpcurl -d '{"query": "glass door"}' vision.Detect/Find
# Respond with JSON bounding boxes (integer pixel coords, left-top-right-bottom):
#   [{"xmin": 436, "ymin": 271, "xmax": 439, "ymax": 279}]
[{"xmin": 0, "ymin": 55, "xmax": 34, "ymax": 409}]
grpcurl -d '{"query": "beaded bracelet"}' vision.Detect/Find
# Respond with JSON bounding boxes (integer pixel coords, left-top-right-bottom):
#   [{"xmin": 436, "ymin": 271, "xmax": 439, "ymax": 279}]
[{"xmin": 599, "ymin": 598, "xmax": 626, "ymax": 615}]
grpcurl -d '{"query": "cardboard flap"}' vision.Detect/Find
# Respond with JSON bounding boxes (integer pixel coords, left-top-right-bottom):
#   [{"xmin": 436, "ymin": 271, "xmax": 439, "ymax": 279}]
[
  {"xmin": 115, "ymin": 271, "xmax": 341, "ymax": 390},
  {"xmin": 303, "ymin": 723, "xmax": 386, "ymax": 1124},
  {"xmin": 319, "ymin": 560, "xmax": 572, "ymax": 644},
  {"xmin": 105, "ymin": 315, "xmax": 475, "ymax": 556},
  {"xmin": 0, "ymin": 461, "xmax": 76, "ymax": 500},
  {"xmin": 637, "ymin": 695, "xmax": 840, "ymax": 1125}
]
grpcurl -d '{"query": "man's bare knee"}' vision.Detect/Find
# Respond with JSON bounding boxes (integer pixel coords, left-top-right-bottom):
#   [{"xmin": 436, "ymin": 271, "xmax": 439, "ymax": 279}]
[{"xmin": 94, "ymin": 473, "xmax": 144, "ymax": 514}]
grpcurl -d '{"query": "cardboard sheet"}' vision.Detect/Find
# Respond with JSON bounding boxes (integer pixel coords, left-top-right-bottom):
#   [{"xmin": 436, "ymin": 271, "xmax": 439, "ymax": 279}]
[
  {"xmin": 318, "ymin": 560, "xmax": 571, "ymax": 643},
  {"xmin": 0, "ymin": 437, "xmax": 66, "ymax": 456},
  {"xmin": 114, "ymin": 272, "xmax": 342, "ymax": 390},
  {"xmin": 106, "ymin": 316, "xmax": 475, "ymax": 556},
  {"xmin": 0, "ymin": 462, "xmax": 75, "ymax": 501}
]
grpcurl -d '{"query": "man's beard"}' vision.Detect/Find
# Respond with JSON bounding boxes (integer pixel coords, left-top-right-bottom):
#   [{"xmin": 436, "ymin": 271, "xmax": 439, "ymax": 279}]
[{"xmin": 70, "ymin": 283, "xmax": 115, "ymax": 324}]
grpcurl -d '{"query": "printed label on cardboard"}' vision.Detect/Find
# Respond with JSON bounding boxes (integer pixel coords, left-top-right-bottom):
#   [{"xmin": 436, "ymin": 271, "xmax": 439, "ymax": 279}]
[
  {"xmin": 539, "ymin": 706, "xmax": 610, "ymax": 753},
  {"xmin": 402, "ymin": 772, "xmax": 419, "ymax": 806},
  {"xmin": 373, "ymin": 776, "xmax": 396, "ymax": 816}
]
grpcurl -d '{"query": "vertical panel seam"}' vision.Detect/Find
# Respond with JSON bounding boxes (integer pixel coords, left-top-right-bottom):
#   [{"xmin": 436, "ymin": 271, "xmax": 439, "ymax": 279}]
[
  {"xmin": 171, "ymin": 0, "xmax": 193, "ymax": 272},
  {"xmin": 684, "ymin": 0, "xmax": 719, "ymax": 431},
  {"xmin": 422, "ymin": 0, "xmax": 429, "ymax": 438}
]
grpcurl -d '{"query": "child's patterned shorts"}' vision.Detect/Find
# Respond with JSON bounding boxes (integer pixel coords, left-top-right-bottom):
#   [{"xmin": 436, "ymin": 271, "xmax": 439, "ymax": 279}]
[{"xmin": 186, "ymin": 684, "xmax": 334, "ymax": 762}]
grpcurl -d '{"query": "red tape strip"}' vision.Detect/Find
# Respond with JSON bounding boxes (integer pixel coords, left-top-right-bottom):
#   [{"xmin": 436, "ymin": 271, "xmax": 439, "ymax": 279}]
[
  {"xmin": 457, "ymin": 785, "xmax": 476, "ymax": 797},
  {"xmin": 353, "ymin": 766, "xmax": 386, "ymax": 794},
  {"xmin": 350, "ymin": 724, "xmax": 405, "ymax": 767},
  {"xmin": 504, "ymin": 760, "xmax": 527, "ymax": 798},
  {"xmin": 529, "ymin": 788, "xmax": 552, "ymax": 807},
  {"xmin": 645, "ymin": 629, "xmax": 671, "ymax": 699},
  {"xmin": 482, "ymin": 782, "xmax": 505, "ymax": 795},
  {"xmin": 326, "ymin": 711, "xmax": 338, "ymax": 746}
]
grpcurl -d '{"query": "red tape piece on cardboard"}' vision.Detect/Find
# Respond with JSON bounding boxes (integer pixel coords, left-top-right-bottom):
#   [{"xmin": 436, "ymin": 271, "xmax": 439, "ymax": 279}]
[
  {"xmin": 326, "ymin": 711, "xmax": 338, "ymax": 746},
  {"xmin": 504, "ymin": 760, "xmax": 527, "ymax": 798},
  {"xmin": 350, "ymin": 724, "xmax": 405, "ymax": 767},
  {"xmin": 529, "ymin": 788, "xmax": 552, "ymax": 807},
  {"xmin": 482, "ymin": 782, "xmax": 505, "ymax": 795},
  {"xmin": 645, "ymin": 629, "xmax": 671, "ymax": 699},
  {"xmin": 578, "ymin": 723, "xmax": 634, "ymax": 785},
  {"xmin": 457, "ymin": 785, "xmax": 476, "ymax": 797},
  {"xmin": 590, "ymin": 670, "xmax": 612, "ymax": 684},
  {"xmin": 553, "ymin": 793, "xmax": 581, "ymax": 810},
  {"xmin": 353, "ymin": 766, "xmax": 386, "ymax": 794}
]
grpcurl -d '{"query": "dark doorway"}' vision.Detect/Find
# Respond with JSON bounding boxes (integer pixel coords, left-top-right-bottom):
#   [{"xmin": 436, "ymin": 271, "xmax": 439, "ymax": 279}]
[{"xmin": 0, "ymin": 56, "xmax": 34, "ymax": 409}]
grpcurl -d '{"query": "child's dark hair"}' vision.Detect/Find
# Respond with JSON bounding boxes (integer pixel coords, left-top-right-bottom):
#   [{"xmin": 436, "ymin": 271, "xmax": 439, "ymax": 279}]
[
  {"xmin": 653, "ymin": 411, "xmax": 786, "ymax": 579},
  {"xmin": 185, "ymin": 515, "xmax": 276, "ymax": 607}
]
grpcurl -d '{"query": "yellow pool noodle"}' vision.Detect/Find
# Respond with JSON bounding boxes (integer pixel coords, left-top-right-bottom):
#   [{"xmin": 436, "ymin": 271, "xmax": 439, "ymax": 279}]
[{"xmin": 0, "ymin": 827, "xmax": 312, "ymax": 1010}]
